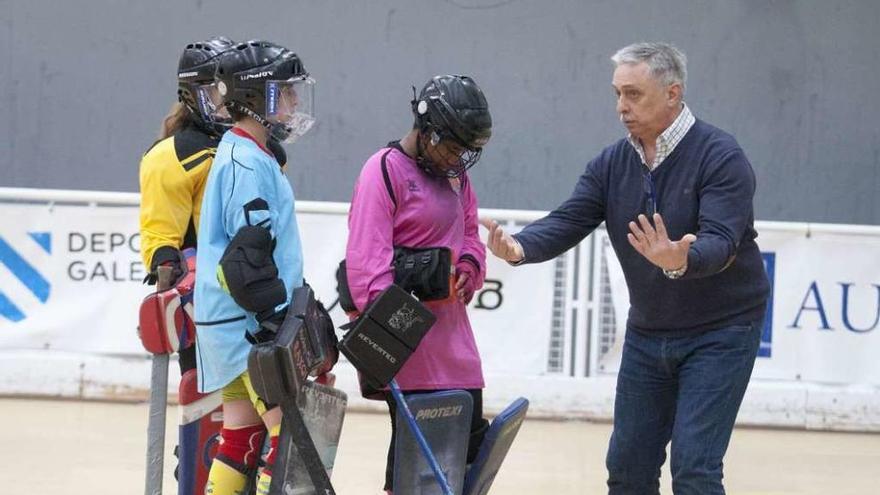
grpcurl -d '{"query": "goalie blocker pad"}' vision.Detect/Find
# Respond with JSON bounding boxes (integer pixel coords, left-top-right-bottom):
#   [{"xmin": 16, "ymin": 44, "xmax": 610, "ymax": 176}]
[
  {"xmin": 338, "ymin": 284, "xmax": 436, "ymax": 389},
  {"xmin": 248, "ymin": 284, "xmax": 339, "ymax": 405},
  {"xmin": 138, "ymin": 248, "xmax": 196, "ymax": 354}
]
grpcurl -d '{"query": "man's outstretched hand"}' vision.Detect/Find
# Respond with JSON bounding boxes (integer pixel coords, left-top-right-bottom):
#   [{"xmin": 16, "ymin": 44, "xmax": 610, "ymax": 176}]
[
  {"xmin": 480, "ymin": 218, "xmax": 525, "ymax": 263},
  {"xmin": 627, "ymin": 213, "xmax": 695, "ymax": 271}
]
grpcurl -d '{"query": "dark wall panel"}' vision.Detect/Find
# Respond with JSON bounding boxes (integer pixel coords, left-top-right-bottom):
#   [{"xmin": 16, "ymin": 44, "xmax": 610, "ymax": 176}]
[{"xmin": 1, "ymin": 0, "xmax": 877, "ymax": 224}]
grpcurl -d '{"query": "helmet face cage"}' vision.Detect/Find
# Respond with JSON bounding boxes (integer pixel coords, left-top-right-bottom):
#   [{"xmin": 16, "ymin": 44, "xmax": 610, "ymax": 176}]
[
  {"xmin": 194, "ymin": 82, "xmax": 231, "ymax": 128},
  {"xmin": 177, "ymin": 37, "xmax": 236, "ymax": 136},
  {"xmin": 416, "ymin": 121, "xmax": 483, "ymax": 178},
  {"xmin": 179, "ymin": 76, "xmax": 232, "ymax": 137}
]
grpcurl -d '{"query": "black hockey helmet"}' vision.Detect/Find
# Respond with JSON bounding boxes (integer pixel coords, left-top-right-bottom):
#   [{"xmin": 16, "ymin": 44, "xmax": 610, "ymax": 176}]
[
  {"xmin": 176, "ymin": 36, "xmax": 236, "ymax": 137},
  {"xmin": 412, "ymin": 75, "xmax": 492, "ymax": 178},
  {"xmin": 215, "ymin": 40, "xmax": 315, "ymax": 143}
]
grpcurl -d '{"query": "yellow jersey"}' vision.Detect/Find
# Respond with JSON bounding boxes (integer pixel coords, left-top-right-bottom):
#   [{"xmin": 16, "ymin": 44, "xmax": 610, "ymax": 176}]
[{"xmin": 139, "ymin": 125, "xmax": 217, "ymax": 270}]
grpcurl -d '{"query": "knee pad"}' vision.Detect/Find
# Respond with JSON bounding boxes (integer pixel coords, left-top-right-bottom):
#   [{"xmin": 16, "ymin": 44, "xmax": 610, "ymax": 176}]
[{"xmin": 214, "ymin": 424, "xmax": 266, "ymax": 475}]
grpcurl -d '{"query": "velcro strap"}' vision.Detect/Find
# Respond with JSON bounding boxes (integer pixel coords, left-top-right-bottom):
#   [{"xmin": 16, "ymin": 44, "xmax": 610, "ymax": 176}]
[{"xmin": 245, "ymin": 327, "xmax": 277, "ymax": 345}]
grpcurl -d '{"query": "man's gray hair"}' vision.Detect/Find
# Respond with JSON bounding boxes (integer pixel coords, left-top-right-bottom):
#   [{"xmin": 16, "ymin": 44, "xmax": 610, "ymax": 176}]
[{"xmin": 611, "ymin": 42, "xmax": 688, "ymax": 93}]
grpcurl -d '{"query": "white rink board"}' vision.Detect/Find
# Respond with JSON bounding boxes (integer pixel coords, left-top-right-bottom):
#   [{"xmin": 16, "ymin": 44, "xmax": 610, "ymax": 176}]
[{"xmin": 1, "ymin": 188, "xmax": 879, "ymax": 431}]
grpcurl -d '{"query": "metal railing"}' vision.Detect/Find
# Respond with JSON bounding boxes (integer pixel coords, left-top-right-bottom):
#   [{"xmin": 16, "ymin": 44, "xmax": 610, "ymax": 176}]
[{"xmin": 3, "ymin": 187, "xmax": 878, "ymax": 236}]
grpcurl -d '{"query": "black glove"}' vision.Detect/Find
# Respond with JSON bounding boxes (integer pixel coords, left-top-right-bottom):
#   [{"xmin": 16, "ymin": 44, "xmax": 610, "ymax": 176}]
[
  {"xmin": 144, "ymin": 246, "xmax": 185, "ymax": 286},
  {"xmin": 247, "ymin": 307, "xmax": 287, "ymax": 344}
]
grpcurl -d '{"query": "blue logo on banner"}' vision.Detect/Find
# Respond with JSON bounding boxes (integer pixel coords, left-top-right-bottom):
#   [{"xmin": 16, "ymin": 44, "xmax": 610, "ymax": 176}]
[
  {"xmin": 759, "ymin": 251, "xmax": 776, "ymax": 358},
  {"xmin": 0, "ymin": 232, "xmax": 52, "ymax": 322}
]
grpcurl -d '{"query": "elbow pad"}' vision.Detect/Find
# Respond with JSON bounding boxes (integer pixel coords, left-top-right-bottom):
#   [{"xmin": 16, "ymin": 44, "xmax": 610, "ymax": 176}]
[{"xmin": 217, "ymin": 226, "xmax": 287, "ymax": 315}]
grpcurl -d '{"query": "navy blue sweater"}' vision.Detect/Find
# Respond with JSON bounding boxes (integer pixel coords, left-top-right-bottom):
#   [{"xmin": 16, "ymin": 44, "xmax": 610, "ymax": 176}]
[{"xmin": 514, "ymin": 120, "xmax": 770, "ymax": 333}]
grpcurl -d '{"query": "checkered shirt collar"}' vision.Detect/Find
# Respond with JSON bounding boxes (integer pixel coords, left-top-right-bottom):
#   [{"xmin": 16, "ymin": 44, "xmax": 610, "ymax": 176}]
[{"xmin": 627, "ymin": 103, "xmax": 696, "ymax": 170}]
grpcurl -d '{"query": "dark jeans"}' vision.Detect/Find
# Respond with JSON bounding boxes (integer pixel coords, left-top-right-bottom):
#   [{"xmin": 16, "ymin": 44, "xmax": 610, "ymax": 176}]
[{"xmin": 606, "ymin": 321, "xmax": 762, "ymax": 495}]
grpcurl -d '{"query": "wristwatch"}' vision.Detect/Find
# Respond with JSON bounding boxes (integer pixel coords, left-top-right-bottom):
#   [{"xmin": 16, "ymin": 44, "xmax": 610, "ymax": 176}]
[{"xmin": 663, "ymin": 263, "xmax": 688, "ymax": 279}]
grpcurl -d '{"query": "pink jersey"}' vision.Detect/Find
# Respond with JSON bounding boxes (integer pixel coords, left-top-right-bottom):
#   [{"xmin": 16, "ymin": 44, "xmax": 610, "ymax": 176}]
[{"xmin": 345, "ymin": 144, "xmax": 487, "ymax": 390}]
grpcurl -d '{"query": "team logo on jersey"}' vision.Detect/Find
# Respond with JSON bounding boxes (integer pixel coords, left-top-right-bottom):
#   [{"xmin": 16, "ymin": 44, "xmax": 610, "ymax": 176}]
[{"xmin": 0, "ymin": 232, "xmax": 52, "ymax": 322}]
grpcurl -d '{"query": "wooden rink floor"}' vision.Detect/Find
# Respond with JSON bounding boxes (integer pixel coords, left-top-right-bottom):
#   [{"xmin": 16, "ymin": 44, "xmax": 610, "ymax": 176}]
[{"xmin": 1, "ymin": 398, "xmax": 878, "ymax": 494}]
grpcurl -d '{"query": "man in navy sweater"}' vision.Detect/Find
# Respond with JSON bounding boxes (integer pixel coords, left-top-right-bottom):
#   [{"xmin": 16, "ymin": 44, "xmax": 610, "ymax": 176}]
[{"xmin": 483, "ymin": 42, "xmax": 769, "ymax": 494}]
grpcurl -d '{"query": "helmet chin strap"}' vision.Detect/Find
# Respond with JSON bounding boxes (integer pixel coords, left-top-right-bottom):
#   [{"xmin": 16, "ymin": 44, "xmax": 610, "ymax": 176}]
[
  {"xmin": 182, "ymin": 104, "xmax": 227, "ymax": 139},
  {"xmin": 412, "ymin": 86, "xmax": 442, "ymax": 176},
  {"xmin": 230, "ymin": 102, "xmax": 291, "ymax": 141},
  {"xmin": 414, "ymin": 128, "xmax": 444, "ymax": 178}
]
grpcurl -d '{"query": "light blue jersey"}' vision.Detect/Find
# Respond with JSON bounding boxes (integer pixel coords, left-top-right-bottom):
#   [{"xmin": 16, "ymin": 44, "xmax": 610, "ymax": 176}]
[{"xmin": 194, "ymin": 129, "xmax": 303, "ymax": 393}]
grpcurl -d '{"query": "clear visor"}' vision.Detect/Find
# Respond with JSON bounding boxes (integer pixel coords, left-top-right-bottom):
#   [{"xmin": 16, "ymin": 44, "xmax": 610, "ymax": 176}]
[
  {"xmin": 266, "ymin": 76, "xmax": 316, "ymax": 143},
  {"xmin": 195, "ymin": 83, "xmax": 231, "ymax": 125}
]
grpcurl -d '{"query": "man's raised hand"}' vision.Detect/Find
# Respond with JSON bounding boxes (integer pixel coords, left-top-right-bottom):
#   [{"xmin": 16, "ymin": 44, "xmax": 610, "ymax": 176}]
[
  {"xmin": 627, "ymin": 213, "xmax": 695, "ymax": 271},
  {"xmin": 480, "ymin": 218, "xmax": 525, "ymax": 263}
]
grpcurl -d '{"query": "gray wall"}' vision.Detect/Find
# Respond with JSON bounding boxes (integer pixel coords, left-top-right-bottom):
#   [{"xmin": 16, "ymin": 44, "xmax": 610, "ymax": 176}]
[{"xmin": 2, "ymin": 0, "xmax": 878, "ymax": 225}]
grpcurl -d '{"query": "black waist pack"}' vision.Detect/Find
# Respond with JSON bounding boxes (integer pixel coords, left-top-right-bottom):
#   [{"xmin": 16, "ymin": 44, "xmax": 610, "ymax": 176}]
[
  {"xmin": 335, "ymin": 246, "xmax": 452, "ymax": 313},
  {"xmin": 392, "ymin": 246, "xmax": 452, "ymax": 301},
  {"xmin": 247, "ymin": 284, "xmax": 339, "ymax": 405},
  {"xmin": 338, "ymin": 284, "xmax": 436, "ymax": 390}
]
